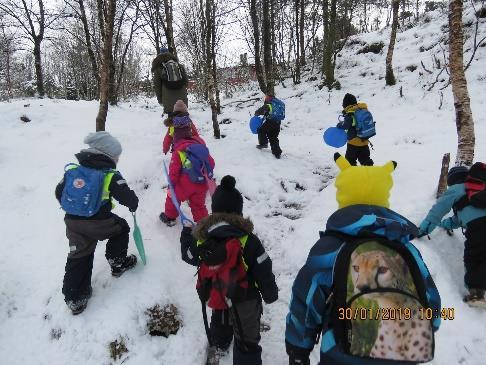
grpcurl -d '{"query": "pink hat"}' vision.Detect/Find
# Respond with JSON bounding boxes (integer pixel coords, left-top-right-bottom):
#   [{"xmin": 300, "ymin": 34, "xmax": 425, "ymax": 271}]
[{"xmin": 173, "ymin": 100, "xmax": 188, "ymax": 114}]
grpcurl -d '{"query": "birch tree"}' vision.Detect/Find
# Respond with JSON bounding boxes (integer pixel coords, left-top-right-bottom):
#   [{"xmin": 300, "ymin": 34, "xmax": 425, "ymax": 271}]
[{"xmin": 449, "ymin": 0, "xmax": 475, "ymax": 166}]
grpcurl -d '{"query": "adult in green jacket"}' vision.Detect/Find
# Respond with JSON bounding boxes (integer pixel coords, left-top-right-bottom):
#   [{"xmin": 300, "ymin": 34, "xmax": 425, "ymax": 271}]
[{"xmin": 151, "ymin": 48, "xmax": 188, "ymax": 115}]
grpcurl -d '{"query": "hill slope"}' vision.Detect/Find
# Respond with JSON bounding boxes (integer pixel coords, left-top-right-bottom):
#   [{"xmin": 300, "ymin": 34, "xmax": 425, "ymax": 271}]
[{"xmin": 0, "ymin": 6, "xmax": 485, "ymax": 365}]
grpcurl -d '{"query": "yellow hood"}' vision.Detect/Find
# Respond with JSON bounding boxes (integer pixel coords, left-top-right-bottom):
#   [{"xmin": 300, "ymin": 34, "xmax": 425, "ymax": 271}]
[
  {"xmin": 334, "ymin": 153, "xmax": 396, "ymax": 209},
  {"xmin": 343, "ymin": 102, "xmax": 368, "ymax": 114}
]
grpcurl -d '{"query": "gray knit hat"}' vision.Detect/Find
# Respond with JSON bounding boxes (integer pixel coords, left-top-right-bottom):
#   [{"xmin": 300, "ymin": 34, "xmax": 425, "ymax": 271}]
[{"xmin": 82, "ymin": 131, "xmax": 122, "ymax": 160}]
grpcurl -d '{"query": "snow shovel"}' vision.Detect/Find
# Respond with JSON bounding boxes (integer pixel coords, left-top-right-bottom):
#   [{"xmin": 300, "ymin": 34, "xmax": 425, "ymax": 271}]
[
  {"xmin": 132, "ymin": 212, "xmax": 146, "ymax": 265},
  {"xmin": 163, "ymin": 160, "xmax": 195, "ymax": 227}
]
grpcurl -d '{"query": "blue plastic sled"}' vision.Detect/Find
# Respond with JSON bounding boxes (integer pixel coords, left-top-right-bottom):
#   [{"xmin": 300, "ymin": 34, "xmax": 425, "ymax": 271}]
[
  {"xmin": 249, "ymin": 116, "xmax": 263, "ymax": 134},
  {"xmin": 323, "ymin": 127, "xmax": 347, "ymax": 148},
  {"xmin": 162, "ymin": 160, "xmax": 195, "ymax": 227}
]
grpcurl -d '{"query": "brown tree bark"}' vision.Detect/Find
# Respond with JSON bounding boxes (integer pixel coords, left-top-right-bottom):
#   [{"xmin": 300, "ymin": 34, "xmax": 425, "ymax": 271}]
[
  {"xmin": 449, "ymin": 0, "xmax": 475, "ymax": 166},
  {"xmin": 385, "ymin": 0, "xmax": 399, "ymax": 86},
  {"xmin": 95, "ymin": 0, "xmax": 116, "ymax": 131},
  {"xmin": 162, "ymin": 0, "xmax": 177, "ymax": 57},
  {"xmin": 294, "ymin": 0, "xmax": 301, "ymax": 83},
  {"xmin": 77, "ymin": 0, "xmax": 100, "ymax": 91},
  {"xmin": 249, "ymin": 0, "xmax": 267, "ymax": 93},
  {"xmin": 436, "ymin": 153, "xmax": 450, "ymax": 198},
  {"xmin": 210, "ymin": 3, "xmax": 221, "ymax": 114},
  {"xmin": 262, "ymin": 0, "xmax": 274, "ymax": 95},
  {"xmin": 205, "ymin": 0, "xmax": 220, "ymax": 138},
  {"xmin": 322, "ymin": 0, "xmax": 336, "ymax": 88},
  {"xmin": 299, "ymin": 0, "xmax": 305, "ymax": 65}
]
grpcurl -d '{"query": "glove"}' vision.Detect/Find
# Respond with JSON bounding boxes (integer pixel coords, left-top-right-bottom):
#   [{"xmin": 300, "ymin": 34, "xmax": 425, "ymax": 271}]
[
  {"xmin": 289, "ymin": 358, "xmax": 310, "ymax": 365},
  {"xmin": 440, "ymin": 217, "xmax": 460, "ymax": 231},
  {"xmin": 418, "ymin": 219, "xmax": 437, "ymax": 236},
  {"xmin": 129, "ymin": 201, "xmax": 138, "ymax": 213},
  {"xmin": 286, "ymin": 341, "xmax": 311, "ymax": 365}
]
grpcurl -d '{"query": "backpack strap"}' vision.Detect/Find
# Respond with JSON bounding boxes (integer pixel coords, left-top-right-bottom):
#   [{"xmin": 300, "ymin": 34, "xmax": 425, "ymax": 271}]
[
  {"xmin": 64, "ymin": 163, "xmax": 79, "ymax": 171},
  {"xmin": 452, "ymin": 194, "xmax": 469, "ymax": 214},
  {"xmin": 200, "ymin": 299, "xmax": 213, "ymax": 347},
  {"xmin": 178, "ymin": 151, "xmax": 192, "ymax": 169},
  {"xmin": 238, "ymin": 235, "xmax": 249, "ymax": 271},
  {"xmin": 102, "ymin": 171, "xmax": 116, "ymax": 204}
]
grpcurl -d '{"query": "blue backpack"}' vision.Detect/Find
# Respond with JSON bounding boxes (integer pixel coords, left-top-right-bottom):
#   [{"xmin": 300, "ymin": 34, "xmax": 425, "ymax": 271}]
[
  {"xmin": 60, "ymin": 164, "xmax": 108, "ymax": 217},
  {"xmin": 353, "ymin": 108, "xmax": 376, "ymax": 139},
  {"xmin": 180, "ymin": 144, "xmax": 214, "ymax": 184},
  {"xmin": 268, "ymin": 98, "xmax": 285, "ymax": 121}
]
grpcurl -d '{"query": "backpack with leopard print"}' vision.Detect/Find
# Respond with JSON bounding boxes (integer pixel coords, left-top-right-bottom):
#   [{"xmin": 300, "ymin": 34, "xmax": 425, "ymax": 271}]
[{"xmin": 328, "ymin": 234, "xmax": 435, "ymax": 363}]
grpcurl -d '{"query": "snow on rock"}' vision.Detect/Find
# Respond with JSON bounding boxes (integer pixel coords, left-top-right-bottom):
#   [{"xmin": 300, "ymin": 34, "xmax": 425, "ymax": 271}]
[{"xmin": 1, "ymin": 5, "xmax": 486, "ymax": 365}]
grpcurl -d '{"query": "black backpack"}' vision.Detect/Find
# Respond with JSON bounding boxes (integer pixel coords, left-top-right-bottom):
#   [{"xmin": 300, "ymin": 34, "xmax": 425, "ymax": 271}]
[
  {"xmin": 453, "ymin": 162, "xmax": 486, "ymax": 212},
  {"xmin": 328, "ymin": 234, "xmax": 435, "ymax": 363},
  {"xmin": 161, "ymin": 60, "xmax": 186, "ymax": 90}
]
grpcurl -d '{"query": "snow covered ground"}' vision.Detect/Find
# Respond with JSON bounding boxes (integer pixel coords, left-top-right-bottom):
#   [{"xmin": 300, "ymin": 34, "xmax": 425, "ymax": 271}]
[{"xmin": 1, "ymin": 6, "xmax": 486, "ymax": 365}]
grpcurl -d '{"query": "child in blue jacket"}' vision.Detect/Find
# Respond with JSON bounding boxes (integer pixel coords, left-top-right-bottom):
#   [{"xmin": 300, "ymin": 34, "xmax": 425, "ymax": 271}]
[
  {"xmin": 419, "ymin": 164, "xmax": 486, "ymax": 305},
  {"xmin": 286, "ymin": 153, "xmax": 441, "ymax": 365}
]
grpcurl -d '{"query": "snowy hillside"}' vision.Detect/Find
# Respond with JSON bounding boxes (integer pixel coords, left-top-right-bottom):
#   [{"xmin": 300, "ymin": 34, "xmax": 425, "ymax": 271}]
[{"xmin": 1, "ymin": 6, "xmax": 486, "ymax": 365}]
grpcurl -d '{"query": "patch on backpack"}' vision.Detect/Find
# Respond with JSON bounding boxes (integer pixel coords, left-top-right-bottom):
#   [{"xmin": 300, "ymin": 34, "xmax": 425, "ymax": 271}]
[
  {"xmin": 344, "ymin": 241, "xmax": 433, "ymax": 362},
  {"xmin": 73, "ymin": 178, "xmax": 85, "ymax": 189}
]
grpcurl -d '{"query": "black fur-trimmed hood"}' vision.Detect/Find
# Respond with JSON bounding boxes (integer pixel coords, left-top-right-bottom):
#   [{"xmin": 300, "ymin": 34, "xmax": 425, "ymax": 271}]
[{"xmin": 193, "ymin": 213, "xmax": 254, "ymax": 241}]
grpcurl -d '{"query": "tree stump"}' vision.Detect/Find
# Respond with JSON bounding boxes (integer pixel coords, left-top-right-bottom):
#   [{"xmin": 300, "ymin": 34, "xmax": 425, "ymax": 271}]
[{"xmin": 436, "ymin": 153, "xmax": 450, "ymax": 198}]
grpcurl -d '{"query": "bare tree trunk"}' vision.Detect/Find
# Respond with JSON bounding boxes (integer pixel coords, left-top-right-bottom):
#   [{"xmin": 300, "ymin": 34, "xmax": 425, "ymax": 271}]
[
  {"xmin": 210, "ymin": 3, "xmax": 220, "ymax": 113},
  {"xmin": 1, "ymin": 25, "xmax": 13, "ymax": 100},
  {"xmin": 249, "ymin": 0, "xmax": 266, "ymax": 93},
  {"xmin": 95, "ymin": 0, "xmax": 116, "ymax": 131},
  {"xmin": 294, "ymin": 0, "xmax": 301, "ymax": 83},
  {"xmin": 33, "ymin": 40, "xmax": 45, "ymax": 97},
  {"xmin": 437, "ymin": 153, "xmax": 450, "ymax": 198},
  {"xmin": 162, "ymin": 0, "xmax": 177, "ymax": 57},
  {"xmin": 205, "ymin": 0, "xmax": 220, "ymax": 138},
  {"xmin": 77, "ymin": 0, "xmax": 100, "ymax": 91},
  {"xmin": 299, "ymin": 0, "xmax": 305, "ymax": 65},
  {"xmin": 262, "ymin": 0, "xmax": 274, "ymax": 95},
  {"xmin": 385, "ymin": 0, "xmax": 399, "ymax": 86},
  {"xmin": 449, "ymin": 0, "xmax": 475, "ymax": 166},
  {"xmin": 363, "ymin": 0, "xmax": 368, "ymax": 32}
]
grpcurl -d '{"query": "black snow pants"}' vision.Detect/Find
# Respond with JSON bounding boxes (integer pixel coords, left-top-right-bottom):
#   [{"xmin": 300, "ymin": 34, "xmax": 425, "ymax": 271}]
[
  {"xmin": 258, "ymin": 119, "xmax": 282, "ymax": 158},
  {"xmin": 464, "ymin": 217, "xmax": 486, "ymax": 290},
  {"xmin": 210, "ymin": 298, "xmax": 263, "ymax": 365},
  {"xmin": 345, "ymin": 143, "xmax": 374, "ymax": 166},
  {"xmin": 62, "ymin": 214, "xmax": 130, "ymax": 303}
]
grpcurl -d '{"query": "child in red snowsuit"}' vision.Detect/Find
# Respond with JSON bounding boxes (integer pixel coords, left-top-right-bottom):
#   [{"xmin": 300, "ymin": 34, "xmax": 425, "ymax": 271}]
[
  {"xmin": 160, "ymin": 115, "xmax": 215, "ymax": 225},
  {"xmin": 162, "ymin": 100, "xmax": 199, "ymax": 155}
]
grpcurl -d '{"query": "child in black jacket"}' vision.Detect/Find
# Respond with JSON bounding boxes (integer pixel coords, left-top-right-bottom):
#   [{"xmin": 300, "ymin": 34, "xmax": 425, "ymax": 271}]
[
  {"xmin": 55, "ymin": 132, "xmax": 139, "ymax": 314},
  {"xmin": 254, "ymin": 94, "xmax": 283, "ymax": 159},
  {"xmin": 180, "ymin": 175, "xmax": 278, "ymax": 365}
]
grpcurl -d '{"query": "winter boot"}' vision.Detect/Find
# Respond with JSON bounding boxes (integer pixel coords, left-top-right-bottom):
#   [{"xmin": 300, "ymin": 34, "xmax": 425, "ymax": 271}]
[
  {"xmin": 233, "ymin": 343, "xmax": 262, "ymax": 365},
  {"xmin": 256, "ymin": 144, "xmax": 268, "ymax": 149},
  {"xmin": 66, "ymin": 286, "xmax": 92, "ymax": 315},
  {"xmin": 110, "ymin": 254, "xmax": 137, "ymax": 277},
  {"xmin": 159, "ymin": 212, "xmax": 177, "ymax": 227},
  {"xmin": 463, "ymin": 288, "xmax": 486, "ymax": 307},
  {"xmin": 206, "ymin": 346, "xmax": 229, "ymax": 365}
]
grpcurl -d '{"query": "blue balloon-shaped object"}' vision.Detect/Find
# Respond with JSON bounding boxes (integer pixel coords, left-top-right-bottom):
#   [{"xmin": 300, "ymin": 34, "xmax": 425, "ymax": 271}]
[
  {"xmin": 249, "ymin": 116, "xmax": 263, "ymax": 134},
  {"xmin": 323, "ymin": 127, "xmax": 347, "ymax": 148}
]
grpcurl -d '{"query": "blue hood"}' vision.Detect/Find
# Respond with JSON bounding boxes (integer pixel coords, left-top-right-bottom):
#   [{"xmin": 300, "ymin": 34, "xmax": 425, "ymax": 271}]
[{"xmin": 326, "ymin": 205, "xmax": 419, "ymax": 244}]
